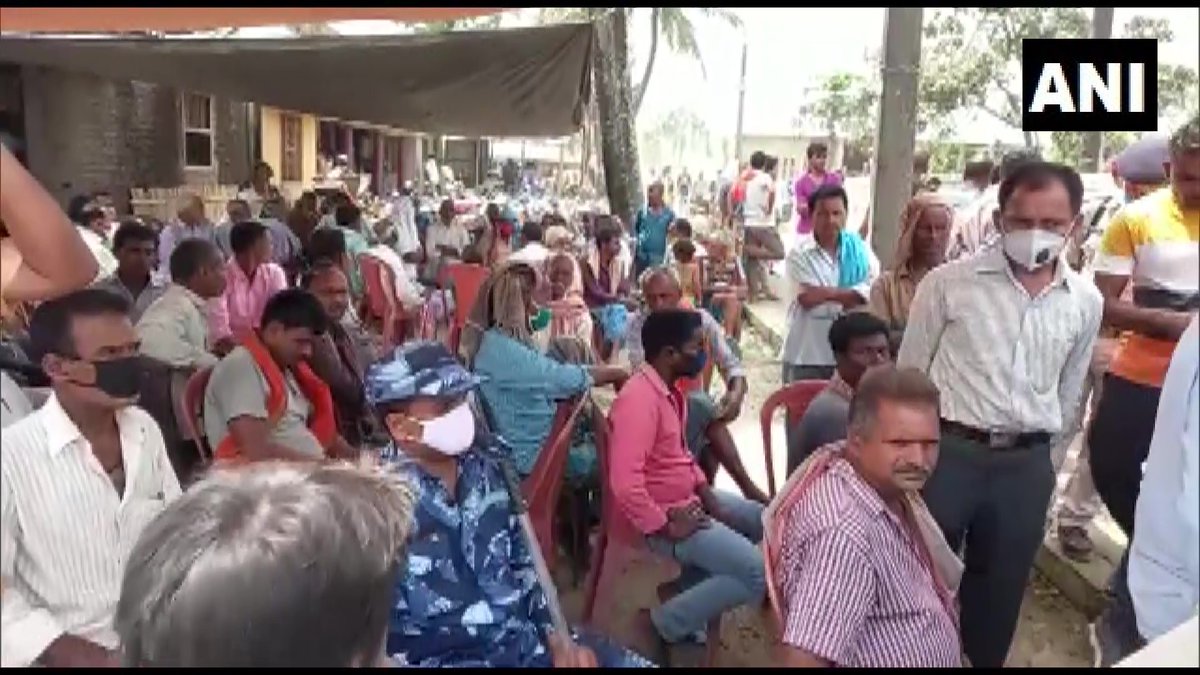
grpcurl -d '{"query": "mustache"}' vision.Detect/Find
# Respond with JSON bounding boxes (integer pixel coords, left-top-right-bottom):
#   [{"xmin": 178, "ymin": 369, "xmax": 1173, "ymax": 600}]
[{"xmin": 894, "ymin": 465, "xmax": 930, "ymax": 477}]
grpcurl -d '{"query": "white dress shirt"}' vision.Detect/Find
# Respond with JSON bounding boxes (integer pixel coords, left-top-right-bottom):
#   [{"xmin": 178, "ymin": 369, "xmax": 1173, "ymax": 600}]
[
  {"xmin": 1, "ymin": 394, "xmax": 182, "ymax": 666},
  {"xmin": 781, "ymin": 236, "xmax": 880, "ymax": 367},
  {"xmin": 897, "ymin": 245, "xmax": 1103, "ymax": 435},
  {"xmin": 423, "ymin": 222, "xmax": 471, "ymax": 269},
  {"xmin": 0, "ymin": 371, "xmax": 33, "ymax": 429},
  {"xmin": 136, "ymin": 284, "xmax": 220, "ymax": 370},
  {"xmin": 390, "ymin": 196, "xmax": 421, "ymax": 279},
  {"xmin": 1130, "ymin": 316, "xmax": 1200, "ymax": 642}
]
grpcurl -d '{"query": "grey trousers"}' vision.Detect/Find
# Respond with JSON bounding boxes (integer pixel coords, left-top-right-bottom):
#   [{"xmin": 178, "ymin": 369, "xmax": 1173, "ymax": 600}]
[{"xmin": 921, "ymin": 430, "xmax": 1056, "ymax": 668}]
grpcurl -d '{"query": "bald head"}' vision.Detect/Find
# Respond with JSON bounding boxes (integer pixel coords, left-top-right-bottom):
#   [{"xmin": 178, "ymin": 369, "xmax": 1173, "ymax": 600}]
[{"xmin": 641, "ymin": 267, "xmax": 682, "ymax": 312}]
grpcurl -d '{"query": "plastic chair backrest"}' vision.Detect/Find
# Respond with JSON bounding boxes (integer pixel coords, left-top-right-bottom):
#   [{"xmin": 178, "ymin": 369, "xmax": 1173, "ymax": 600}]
[
  {"xmin": 759, "ymin": 379, "xmax": 828, "ymax": 497},
  {"xmin": 181, "ymin": 367, "xmax": 214, "ymax": 459},
  {"xmin": 521, "ymin": 395, "xmax": 588, "ymax": 505},
  {"xmin": 358, "ymin": 254, "xmax": 397, "ymax": 319},
  {"xmin": 445, "ymin": 263, "xmax": 489, "ymax": 328},
  {"xmin": 359, "ymin": 253, "xmax": 408, "ymax": 347}
]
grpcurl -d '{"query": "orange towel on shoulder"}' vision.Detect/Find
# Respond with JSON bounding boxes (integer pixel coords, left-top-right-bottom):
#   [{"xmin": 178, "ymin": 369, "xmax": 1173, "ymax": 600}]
[{"xmin": 213, "ymin": 333, "xmax": 337, "ymax": 462}]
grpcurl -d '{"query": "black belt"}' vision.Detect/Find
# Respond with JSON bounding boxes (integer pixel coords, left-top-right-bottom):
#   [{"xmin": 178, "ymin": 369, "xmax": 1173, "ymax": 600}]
[{"xmin": 941, "ymin": 419, "xmax": 1051, "ymax": 449}]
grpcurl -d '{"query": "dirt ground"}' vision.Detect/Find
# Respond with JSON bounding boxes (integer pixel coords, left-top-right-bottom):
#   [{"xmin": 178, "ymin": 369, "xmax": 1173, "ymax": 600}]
[{"xmin": 569, "ymin": 328, "xmax": 1092, "ymax": 667}]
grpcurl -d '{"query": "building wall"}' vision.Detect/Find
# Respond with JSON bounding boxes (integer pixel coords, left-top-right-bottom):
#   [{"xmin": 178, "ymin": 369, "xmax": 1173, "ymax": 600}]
[
  {"xmin": 15, "ymin": 64, "xmax": 250, "ymax": 212},
  {"xmin": 259, "ymin": 105, "xmax": 318, "ymax": 198}
]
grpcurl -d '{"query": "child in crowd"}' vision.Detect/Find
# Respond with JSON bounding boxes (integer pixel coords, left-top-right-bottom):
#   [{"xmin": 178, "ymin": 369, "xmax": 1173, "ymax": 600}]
[
  {"xmin": 670, "ymin": 238, "xmax": 702, "ymax": 309},
  {"xmin": 701, "ymin": 232, "xmax": 748, "ymax": 342}
]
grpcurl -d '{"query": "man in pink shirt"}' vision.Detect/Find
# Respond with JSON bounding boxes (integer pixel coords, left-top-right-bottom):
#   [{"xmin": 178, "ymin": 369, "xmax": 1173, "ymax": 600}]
[
  {"xmin": 208, "ymin": 221, "xmax": 288, "ymax": 352},
  {"xmin": 608, "ymin": 309, "xmax": 765, "ymax": 665}
]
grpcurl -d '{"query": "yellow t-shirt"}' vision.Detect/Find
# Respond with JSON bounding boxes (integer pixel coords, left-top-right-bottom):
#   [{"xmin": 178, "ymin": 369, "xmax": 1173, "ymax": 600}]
[{"xmin": 1093, "ymin": 188, "xmax": 1200, "ymax": 387}]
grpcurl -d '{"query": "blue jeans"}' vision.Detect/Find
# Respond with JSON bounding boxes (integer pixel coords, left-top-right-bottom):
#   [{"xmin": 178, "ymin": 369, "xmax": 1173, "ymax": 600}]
[{"xmin": 645, "ymin": 491, "xmax": 766, "ymax": 642}]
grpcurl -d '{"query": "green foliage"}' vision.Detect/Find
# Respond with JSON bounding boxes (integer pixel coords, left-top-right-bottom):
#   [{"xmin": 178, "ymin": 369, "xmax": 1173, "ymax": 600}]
[
  {"xmin": 919, "ymin": 8, "xmax": 1090, "ymax": 147},
  {"xmin": 1048, "ymin": 131, "xmax": 1135, "ymax": 166},
  {"xmin": 796, "ymin": 72, "xmax": 878, "ymax": 143},
  {"xmin": 919, "ymin": 8, "xmax": 1200, "ymax": 148},
  {"xmin": 639, "ymin": 107, "xmax": 713, "ymax": 169}
]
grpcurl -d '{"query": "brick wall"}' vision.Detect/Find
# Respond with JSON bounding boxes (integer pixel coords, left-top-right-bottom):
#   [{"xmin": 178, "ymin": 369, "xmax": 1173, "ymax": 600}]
[{"xmin": 16, "ymin": 64, "xmax": 249, "ymax": 212}]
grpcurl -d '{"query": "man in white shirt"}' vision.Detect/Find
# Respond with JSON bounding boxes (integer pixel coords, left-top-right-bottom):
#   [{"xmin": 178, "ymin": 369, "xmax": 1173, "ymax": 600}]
[
  {"xmin": 898, "ymin": 161, "xmax": 1103, "ymax": 667},
  {"xmin": 423, "ymin": 199, "xmax": 471, "ymax": 282},
  {"xmin": 2, "ymin": 289, "xmax": 182, "ymax": 667},
  {"xmin": 1128, "ymin": 316, "xmax": 1199, "ymax": 644},
  {"xmin": 387, "ymin": 187, "xmax": 422, "ymax": 279},
  {"xmin": 781, "ymin": 184, "xmax": 879, "ymax": 384},
  {"xmin": 740, "ymin": 151, "xmax": 783, "ymax": 301},
  {"xmin": 508, "ymin": 220, "xmax": 550, "ymax": 268},
  {"xmin": 137, "ymin": 239, "xmax": 226, "ymax": 370}
]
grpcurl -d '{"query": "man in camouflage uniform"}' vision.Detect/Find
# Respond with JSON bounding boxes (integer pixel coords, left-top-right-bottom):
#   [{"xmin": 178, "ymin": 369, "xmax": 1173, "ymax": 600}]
[{"xmin": 365, "ymin": 341, "xmax": 654, "ymax": 668}]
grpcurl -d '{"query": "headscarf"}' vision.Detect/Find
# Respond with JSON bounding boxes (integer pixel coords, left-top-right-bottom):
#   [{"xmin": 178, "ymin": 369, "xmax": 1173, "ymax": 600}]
[
  {"xmin": 893, "ymin": 192, "xmax": 953, "ymax": 274},
  {"xmin": 458, "ymin": 260, "xmax": 540, "ymax": 367}
]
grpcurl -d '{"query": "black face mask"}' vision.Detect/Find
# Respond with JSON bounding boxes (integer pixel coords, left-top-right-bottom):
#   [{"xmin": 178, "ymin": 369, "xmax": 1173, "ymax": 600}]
[{"xmin": 74, "ymin": 356, "xmax": 144, "ymax": 400}]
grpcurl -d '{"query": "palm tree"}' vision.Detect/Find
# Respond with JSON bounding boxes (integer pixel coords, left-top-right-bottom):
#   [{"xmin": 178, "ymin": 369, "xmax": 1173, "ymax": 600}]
[{"xmin": 632, "ymin": 9, "xmax": 742, "ymax": 114}]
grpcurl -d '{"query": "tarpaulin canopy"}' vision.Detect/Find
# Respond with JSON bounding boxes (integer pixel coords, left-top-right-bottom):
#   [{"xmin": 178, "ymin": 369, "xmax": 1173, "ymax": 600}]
[
  {"xmin": 0, "ymin": 23, "xmax": 593, "ymax": 137},
  {"xmin": 0, "ymin": 8, "xmax": 507, "ymax": 34}
]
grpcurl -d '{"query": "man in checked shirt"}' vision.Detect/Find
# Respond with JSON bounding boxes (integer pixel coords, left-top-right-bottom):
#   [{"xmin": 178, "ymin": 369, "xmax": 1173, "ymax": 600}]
[{"xmin": 766, "ymin": 365, "xmax": 963, "ymax": 668}]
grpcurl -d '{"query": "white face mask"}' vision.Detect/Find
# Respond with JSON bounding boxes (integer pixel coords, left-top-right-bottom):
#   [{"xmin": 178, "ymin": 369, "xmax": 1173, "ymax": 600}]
[
  {"xmin": 409, "ymin": 401, "xmax": 476, "ymax": 456},
  {"xmin": 1002, "ymin": 228, "xmax": 1066, "ymax": 271}
]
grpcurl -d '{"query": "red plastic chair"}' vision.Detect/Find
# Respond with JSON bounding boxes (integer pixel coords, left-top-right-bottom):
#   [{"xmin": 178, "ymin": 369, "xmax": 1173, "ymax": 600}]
[
  {"xmin": 519, "ymin": 395, "xmax": 589, "ymax": 575},
  {"xmin": 759, "ymin": 379, "xmax": 828, "ymax": 497},
  {"xmin": 441, "ymin": 263, "xmax": 489, "ymax": 354},
  {"xmin": 180, "ymin": 367, "xmax": 214, "ymax": 462},
  {"xmin": 357, "ymin": 254, "xmax": 407, "ymax": 349},
  {"xmin": 583, "ymin": 410, "xmax": 722, "ymax": 665}
]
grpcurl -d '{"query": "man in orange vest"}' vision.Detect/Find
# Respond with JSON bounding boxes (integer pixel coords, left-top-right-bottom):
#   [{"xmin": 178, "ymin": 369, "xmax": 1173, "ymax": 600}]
[{"xmin": 202, "ymin": 288, "xmax": 359, "ymax": 462}]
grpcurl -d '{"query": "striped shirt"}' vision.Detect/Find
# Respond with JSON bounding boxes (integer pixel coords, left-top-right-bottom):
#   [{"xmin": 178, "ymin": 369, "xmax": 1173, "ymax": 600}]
[
  {"xmin": 779, "ymin": 458, "xmax": 961, "ymax": 667},
  {"xmin": 1, "ymin": 394, "xmax": 182, "ymax": 667},
  {"xmin": 1092, "ymin": 187, "xmax": 1200, "ymax": 388},
  {"xmin": 898, "ymin": 245, "xmax": 1103, "ymax": 435}
]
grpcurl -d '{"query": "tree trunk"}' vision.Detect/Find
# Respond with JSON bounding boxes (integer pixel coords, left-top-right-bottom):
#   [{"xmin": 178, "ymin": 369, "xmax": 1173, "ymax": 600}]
[
  {"xmin": 632, "ymin": 8, "xmax": 661, "ymax": 116},
  {"xmin": 593, "ymin": 9, "xmax": 643, "ymax": 229}
]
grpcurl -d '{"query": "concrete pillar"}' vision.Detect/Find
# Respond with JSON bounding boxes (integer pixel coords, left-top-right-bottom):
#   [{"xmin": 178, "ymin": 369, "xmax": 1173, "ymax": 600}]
[
  {"xmin": 868, "ymin": 7, "xmax": 923, "ymax": 269},
  {"xmin": 1082, "ymin": 8, "xmax": 1114, "ymax": 172}
]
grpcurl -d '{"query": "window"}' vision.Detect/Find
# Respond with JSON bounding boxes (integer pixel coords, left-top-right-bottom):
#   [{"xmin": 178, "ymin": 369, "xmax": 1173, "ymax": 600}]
[
  {"xmin": 280, "ymin": 113, "xmax": 303, "ymax": 182},
  {"xmin": 181, "ymin": 93, "xmax": 214, "ymax": 168}
]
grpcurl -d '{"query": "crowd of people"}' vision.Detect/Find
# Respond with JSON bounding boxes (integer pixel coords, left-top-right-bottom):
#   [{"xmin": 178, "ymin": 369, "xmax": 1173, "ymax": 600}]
[{"xmin": 0, "ymin": 112, "xmax": 1196, "ymax": 669}]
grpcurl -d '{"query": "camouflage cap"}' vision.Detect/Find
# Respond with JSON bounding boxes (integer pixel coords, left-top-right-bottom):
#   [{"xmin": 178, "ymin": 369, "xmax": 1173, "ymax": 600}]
[
  {"xmin": 364, "ymin": 341, "xmax": 485, "ymax": 408},
  {"xmin": 1169, "ymin": 114, "xmax": 1200, "ymax": 153}
]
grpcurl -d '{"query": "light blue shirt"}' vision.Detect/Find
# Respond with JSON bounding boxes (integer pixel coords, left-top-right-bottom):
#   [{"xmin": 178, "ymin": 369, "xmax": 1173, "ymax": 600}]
[
  {"xmin": 1129, "ymin": 316, "xmax": 1200, "ymax": 641},
  {"xmin": 473, "ymin": 330, "xmax": 591, "ymax": 475}
]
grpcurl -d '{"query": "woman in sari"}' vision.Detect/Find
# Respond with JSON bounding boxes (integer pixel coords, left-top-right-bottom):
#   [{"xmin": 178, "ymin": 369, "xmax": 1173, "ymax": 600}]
[
  {"xmin": 580, "ymin": 219, "xmax": 632, "ymax": 362},
  {"xmin": 459, "ymin": 260, "xmax": 626, "ymax": 479},
  {"xmin": 868, "ymin": 192, "xmax": 953, "ymax": 347},
  {"xmin": 545, "ymin": 251, "xmax": 594, "ymax": 348}
]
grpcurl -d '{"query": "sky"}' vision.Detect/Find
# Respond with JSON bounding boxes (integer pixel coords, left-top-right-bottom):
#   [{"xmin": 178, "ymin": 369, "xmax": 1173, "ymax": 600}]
[{"xmin": 256, "ymin": 7, "xmax": 1199, "ymax": 145}]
